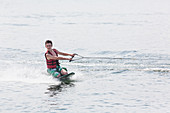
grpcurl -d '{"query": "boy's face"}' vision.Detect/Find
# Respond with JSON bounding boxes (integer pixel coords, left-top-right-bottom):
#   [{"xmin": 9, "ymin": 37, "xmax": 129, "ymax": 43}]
[{"xmin": 45, "ymin": 43, "xmax": 52, "ymax": 49}]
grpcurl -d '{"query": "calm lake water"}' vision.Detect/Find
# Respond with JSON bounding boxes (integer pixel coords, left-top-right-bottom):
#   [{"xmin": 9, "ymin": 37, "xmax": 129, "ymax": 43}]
[{"xmin": 0, "ymin": 0, "xmax": 170, "ymax": 113}]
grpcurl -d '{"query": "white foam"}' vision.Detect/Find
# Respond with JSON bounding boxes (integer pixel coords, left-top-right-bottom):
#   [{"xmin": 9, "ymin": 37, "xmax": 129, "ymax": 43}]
[
  {"xmin": 0, "ymin": 65, "xmax": 60, "ymax": 85},
  {"xmin": 143, "ymin": 68, "xmax": 170, "ymax": 72},
  {"xmin": 71, "ymin": 70, "xmax": 84, "ymax": 81}
]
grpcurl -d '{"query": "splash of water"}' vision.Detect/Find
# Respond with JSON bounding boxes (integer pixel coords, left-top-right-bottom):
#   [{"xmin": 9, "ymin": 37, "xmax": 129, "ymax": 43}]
[{"xmin": 0, "ymin": 65, "xmax": 60, "ymax": 84}]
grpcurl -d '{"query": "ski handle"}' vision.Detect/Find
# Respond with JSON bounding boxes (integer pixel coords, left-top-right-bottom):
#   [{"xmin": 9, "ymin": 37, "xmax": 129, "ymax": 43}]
[{"xmin": 69, "ymin": 53, "xmax": 78, "ymax": 62}]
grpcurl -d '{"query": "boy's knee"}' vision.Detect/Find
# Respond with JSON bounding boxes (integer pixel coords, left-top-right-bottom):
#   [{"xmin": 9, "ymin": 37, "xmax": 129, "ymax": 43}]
[
  {"xmin": 53, "ymin": 72, "xmax": 61, "ymax": 78},
  {"xmin": 61, "ymin": 69, "xmax": 68, "ymax": 75}
]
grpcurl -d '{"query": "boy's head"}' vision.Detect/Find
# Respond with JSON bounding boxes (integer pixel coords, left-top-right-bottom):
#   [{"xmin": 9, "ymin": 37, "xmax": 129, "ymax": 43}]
[{"xmin": 45, "ymin": 40, "xmax": 53, "ymax": 49}]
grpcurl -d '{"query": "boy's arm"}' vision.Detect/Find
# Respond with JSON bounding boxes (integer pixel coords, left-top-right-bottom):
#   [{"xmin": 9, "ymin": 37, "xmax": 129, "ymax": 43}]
[
  {"xmin": 57, "ymin": 50, "xmax": 74, "ymax": 56},
  {"xmin": 46, "ymin": 54, "xmax": 71, "ymax": 60}
]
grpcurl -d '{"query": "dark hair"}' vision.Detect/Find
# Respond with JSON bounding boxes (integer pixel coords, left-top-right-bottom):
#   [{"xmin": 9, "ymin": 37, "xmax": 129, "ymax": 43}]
[{"xmin": 45, "ymin": 40, "xmax": 52, "ymax": 45}]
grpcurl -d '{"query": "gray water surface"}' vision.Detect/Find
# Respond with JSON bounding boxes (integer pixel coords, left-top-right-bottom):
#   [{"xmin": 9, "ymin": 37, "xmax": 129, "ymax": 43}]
[{"xmin": 0, "ymin": 0, "xmax": 170, "ymax": 113}]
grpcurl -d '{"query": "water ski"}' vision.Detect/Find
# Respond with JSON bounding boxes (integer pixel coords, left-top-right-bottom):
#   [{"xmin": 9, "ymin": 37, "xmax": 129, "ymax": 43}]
[{"xmin": 58, "ymin": 72, "xmax": 75, "ymax": 80}]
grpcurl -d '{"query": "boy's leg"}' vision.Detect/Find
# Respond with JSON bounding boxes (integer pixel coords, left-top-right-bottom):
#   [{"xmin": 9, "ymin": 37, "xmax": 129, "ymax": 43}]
[
  {"xmin": 59, "ymin": 67, "xmax": 68, "ymax": 75},
  {"xmin": 61, "ymin": 69, "xmax": 68, "ymax": 75},
  {"xmin": 47, "ymin": 68, "xmax": 61, "ymax": 78},
  {"xmin": 53, "ymin": 72, "xmax": 61, "ymax": 78}
]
